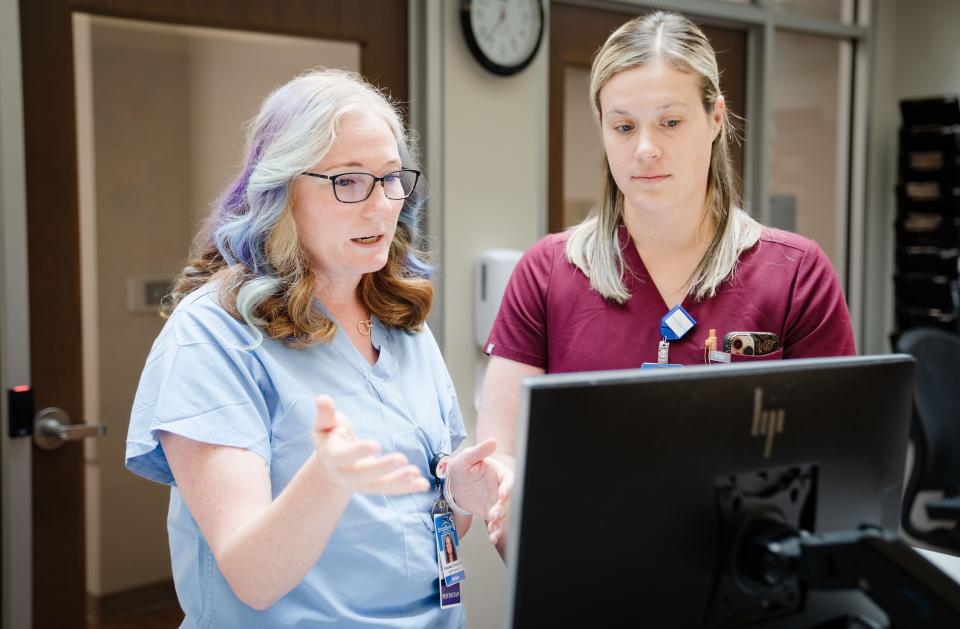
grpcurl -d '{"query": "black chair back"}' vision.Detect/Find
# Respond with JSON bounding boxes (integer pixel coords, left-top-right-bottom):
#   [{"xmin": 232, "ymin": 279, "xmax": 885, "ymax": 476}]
[{"xmin": 897, "ymin": 327, "xmax": 960, "ymax": 551}]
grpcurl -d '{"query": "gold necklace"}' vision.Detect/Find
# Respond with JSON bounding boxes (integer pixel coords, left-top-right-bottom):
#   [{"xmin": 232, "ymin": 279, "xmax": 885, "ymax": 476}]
[{"xmin": 357, "ymin": 319, "xmax": 373, "ymax": 336}]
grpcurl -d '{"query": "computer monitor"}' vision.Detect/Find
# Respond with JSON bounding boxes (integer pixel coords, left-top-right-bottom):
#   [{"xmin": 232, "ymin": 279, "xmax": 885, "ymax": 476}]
[{"xmin": 504, "ymin": 355, "xmax": 921, "ymax": 628}]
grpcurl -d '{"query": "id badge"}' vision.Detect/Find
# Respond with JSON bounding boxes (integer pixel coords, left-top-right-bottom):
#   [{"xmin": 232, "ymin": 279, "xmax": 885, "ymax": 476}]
[
  {"xmin": 434, "ymin": 512, "xmax": 466, "ymax": 587},
  {"xmin": 439, "ymin": 561, "xmax": 462, "ymax": 608},
  {"xmin": 708, "ymin": 350, "xmax": 731, "ymax": 363}
]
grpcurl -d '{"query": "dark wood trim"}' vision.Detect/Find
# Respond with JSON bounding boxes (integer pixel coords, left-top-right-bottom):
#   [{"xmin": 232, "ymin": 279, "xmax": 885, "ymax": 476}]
[
  {"xmin": 20, "ymin": 2, "xmax": 408, "ymax": 626},
  {"xmin": 20, "ymin": 0, "xmax": 87, "ymax": 625},
  {"xmin": 549, "ymin": 3, "xmax": 747, "ymax": 233},
  {"xmin": 87, "ymin": 580, "xmax": 180, "ymax": 625}
]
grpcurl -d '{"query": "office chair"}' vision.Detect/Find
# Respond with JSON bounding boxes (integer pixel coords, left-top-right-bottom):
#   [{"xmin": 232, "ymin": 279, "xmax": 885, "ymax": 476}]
[{"xmin": 897, "ymin": 326, "xmax": 960, "ymax": 554}]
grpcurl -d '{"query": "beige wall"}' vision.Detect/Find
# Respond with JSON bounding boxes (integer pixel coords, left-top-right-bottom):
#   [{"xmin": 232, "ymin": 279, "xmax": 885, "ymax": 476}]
[
  {"xmin": 438, "ymin": 2, "xmax": 548, "ymax": 627},
  {"xmin": 80, "ymin": 16, "xmax": 359, "ymax": 596}
]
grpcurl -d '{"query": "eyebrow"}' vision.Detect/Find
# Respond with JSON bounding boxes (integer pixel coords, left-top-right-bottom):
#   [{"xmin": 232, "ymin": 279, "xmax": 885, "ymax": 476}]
[
  {"xmin": 324, "ymin": 158, "xmax": 402, "ymax": 172},
  {"xmin": 605, "ymin": 102, "xmax": 691, "ymax": 117}
]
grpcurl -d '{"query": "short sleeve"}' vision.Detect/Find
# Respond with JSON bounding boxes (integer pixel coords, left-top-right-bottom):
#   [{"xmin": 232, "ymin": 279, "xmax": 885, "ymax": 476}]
[
  {"xmin": 484, "ymin": 236, "xmax": 558, "ymax": 368},
  {"xmin": 125, "ymin": 309, "xmax": 274, "ymax": 486},
  {"xmin": 783, "ymin": 242, "xmax": 857, "ymax": 358}
]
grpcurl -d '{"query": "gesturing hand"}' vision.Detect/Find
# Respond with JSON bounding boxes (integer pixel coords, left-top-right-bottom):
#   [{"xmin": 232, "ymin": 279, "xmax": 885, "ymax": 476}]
[
  {"xmin": 447, "ymin": 438, "xmax": 514, "ymax": 532},
  {"xmin": 311, "ymin": 395, "xmax": 430, "ymax": 495}
]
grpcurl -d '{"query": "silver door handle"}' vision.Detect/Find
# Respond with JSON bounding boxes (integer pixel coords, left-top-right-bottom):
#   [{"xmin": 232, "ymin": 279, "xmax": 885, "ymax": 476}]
[{"xmin": 33, "ymin": 407, "xmax": 107, "ymax": 451}]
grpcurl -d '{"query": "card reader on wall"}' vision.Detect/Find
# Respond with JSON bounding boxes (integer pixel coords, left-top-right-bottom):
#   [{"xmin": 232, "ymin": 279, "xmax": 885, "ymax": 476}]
[{"xmin": 475, "ymin": 249, "xmax": 523, "ymax": 349}]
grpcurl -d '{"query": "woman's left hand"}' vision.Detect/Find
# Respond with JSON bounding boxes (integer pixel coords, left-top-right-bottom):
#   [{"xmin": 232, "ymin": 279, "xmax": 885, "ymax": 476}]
[{"xmin": 447, "ymin": 438, "xmax": 513, "ymax": 520}]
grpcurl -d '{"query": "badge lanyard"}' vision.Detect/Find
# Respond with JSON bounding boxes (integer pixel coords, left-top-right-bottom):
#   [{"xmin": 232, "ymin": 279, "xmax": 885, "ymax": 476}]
[
  {"xmin": 430, "ymin": 453, "xmax": 464, "ymax": 608},
  {"xmin": 642, "ymin": 304, "xmax": 696, "ymax": 369}
]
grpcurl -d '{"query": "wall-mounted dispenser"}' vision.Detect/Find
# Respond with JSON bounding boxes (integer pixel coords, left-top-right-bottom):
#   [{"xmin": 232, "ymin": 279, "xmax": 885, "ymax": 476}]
[{"xmin": 475, "ymin": 249, "xmax": 523, "ymax": 349}]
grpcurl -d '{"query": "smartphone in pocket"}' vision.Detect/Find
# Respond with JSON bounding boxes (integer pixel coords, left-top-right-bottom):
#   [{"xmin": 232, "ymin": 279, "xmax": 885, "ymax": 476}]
[{"xmin": 723, "ymin": 331, "xmax": 781, "ymax": 356}]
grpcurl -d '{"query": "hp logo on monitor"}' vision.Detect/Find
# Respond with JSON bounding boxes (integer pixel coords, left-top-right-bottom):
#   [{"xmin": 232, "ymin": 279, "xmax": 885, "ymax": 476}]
[{"xmin": 751, "ymin": 387, "xmax": 785, "ymax": 458}]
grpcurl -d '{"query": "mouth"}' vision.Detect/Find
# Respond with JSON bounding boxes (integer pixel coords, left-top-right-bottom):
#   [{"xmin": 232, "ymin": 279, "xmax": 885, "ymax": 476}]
[
  {"xmin": 351, "ymin": 234, "xmax": 384, "ymax": 245},
  {"xmin": 632, "ymin": 174, "xmax": 670, "ymax": 182}
]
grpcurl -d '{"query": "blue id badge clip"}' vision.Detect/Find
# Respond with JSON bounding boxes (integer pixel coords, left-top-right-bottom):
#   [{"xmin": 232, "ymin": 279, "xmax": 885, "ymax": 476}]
[{"xmin": 641, "ymin": 305, "xmax": 695, "ymax": 370}]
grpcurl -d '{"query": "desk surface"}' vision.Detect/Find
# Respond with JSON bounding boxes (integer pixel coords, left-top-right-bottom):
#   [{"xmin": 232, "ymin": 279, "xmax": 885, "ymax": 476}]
[{"xmin": 916, "ymin": 547, "xmax": 960, "ymax": 583}]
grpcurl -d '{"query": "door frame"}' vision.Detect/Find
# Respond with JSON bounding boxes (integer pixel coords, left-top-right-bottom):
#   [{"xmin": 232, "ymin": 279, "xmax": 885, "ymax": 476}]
[
  {"xmin": 12, "ymin": 1, "xmax": 408, "ymax": 626},
  {"xmin": 1, "ymin": 1, "xmax": 32, "ymax": 628}
]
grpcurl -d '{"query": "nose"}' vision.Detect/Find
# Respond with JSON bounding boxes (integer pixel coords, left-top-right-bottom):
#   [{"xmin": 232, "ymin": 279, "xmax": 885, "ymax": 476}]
[
  {"xmin": 633, "ymin": 127, "xmax": 662, "ymax": 162},
  {"xmin": 360, "ymin": 180, "xmax": 397, "ymax": 216}
]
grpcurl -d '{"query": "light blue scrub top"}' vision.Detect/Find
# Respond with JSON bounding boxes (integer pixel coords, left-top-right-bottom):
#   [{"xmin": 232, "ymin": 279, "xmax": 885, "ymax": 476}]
[{"xmin": 125, "ymin": 285, "xmax": 467, "ymax": 628}]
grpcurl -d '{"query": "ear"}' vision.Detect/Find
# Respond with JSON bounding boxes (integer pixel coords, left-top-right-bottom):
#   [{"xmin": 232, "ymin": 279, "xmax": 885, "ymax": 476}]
[{"xmin": 712, "ymin": 95, "xmax": 726, "ymax": 139}]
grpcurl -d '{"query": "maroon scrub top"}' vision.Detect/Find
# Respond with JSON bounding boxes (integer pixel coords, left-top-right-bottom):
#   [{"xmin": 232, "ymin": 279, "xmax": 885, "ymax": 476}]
[{"xmin": 486, "ymin": 225, "xmax": 855, "ymax": 373}]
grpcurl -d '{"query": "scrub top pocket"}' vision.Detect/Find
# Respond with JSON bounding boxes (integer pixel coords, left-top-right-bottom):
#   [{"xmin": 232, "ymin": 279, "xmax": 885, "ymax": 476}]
[{"xmin": 729, "ymin": 347, "xmax": 785, "ymax": 362}]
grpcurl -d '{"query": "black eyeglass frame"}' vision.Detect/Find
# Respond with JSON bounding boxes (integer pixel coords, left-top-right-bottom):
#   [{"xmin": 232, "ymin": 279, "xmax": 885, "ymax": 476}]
[{"xmin": 300, "ymin": 168, "xmax": 421, "ymax": 204}]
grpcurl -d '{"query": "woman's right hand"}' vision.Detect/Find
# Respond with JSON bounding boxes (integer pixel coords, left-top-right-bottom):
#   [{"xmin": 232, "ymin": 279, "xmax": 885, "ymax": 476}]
[{"xmin": 311, "ymin": 395, "xmax": 431, "ymax": 495}]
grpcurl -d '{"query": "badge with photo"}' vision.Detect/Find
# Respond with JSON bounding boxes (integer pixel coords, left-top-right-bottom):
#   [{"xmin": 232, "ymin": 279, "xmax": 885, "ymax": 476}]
[{"xmin": 434, "ymin": 512, "xmax": 466, "ymax": 587}]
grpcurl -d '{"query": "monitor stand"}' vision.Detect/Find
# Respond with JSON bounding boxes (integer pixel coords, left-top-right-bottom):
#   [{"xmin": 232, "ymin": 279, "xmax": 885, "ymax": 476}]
[
  {"xmin": 741, "ymin": 523, "xmax": 960, "ymax": 629},
  {"xmin": 708, "ymin": 463, "xmax": 960, "ymax": 628}
]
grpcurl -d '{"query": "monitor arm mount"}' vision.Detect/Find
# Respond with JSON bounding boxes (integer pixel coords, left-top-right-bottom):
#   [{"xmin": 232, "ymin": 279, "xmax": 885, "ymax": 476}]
[{"xmin": 737, "ymin": 518, "xmax": 960, "ymax": 629}]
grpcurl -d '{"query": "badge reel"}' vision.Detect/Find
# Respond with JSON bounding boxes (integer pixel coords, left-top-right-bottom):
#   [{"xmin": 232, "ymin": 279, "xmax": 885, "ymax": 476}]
[
  {"xmin": 641, "ymin": 305, "xmax": 695, "ymax": 370},
  {"xmin": 430, "ymin": 453, "xmax": 464, "ymax": 609}
]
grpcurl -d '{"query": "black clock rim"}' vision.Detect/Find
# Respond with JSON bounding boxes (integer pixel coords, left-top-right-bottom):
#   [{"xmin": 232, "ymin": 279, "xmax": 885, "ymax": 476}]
[{"xmin": 460, "ymin": 0, "xmax": 545, "ymax": 77}]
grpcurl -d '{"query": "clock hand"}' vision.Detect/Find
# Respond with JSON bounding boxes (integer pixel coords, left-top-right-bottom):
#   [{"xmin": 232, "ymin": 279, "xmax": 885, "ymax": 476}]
[{"xmin": 492, "ymin": 0, "xmax": 514, "ymax": 36}]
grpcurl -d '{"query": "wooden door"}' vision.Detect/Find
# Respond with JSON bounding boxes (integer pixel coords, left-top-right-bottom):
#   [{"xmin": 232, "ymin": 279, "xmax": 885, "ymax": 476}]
[
  {"xmin": 549, "ymin": 2, "xmax": 747, "ymax": 232},
  {"xmin": 18, "ymin": 1, "xmax": 407, "ymax": 626}
]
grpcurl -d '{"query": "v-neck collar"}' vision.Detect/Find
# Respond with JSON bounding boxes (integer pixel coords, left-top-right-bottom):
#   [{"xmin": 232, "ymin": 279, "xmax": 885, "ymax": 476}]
[
  {"xmin": 618, "ymin": 223, "xmax": 695, "ymax": 315},
  {"xmin": 314, "ymin": 300, "xmax": 396, "ymax": 379}
]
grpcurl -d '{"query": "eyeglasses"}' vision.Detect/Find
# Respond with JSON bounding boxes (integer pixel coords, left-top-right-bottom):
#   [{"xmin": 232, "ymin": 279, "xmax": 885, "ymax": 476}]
[{"xmin": 301, "ymin": 168, "xmax": 421, "ymax": 204}]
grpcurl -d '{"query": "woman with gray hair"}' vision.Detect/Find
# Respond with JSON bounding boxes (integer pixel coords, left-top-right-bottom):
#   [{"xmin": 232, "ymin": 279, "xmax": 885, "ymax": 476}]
[
  {"xmin": 477, "ymin": 11, "xmax": 854, "ymax": 552},
  {"xmin": 125, "ymin": 69, "xmax": 508, "ymax": 627}
]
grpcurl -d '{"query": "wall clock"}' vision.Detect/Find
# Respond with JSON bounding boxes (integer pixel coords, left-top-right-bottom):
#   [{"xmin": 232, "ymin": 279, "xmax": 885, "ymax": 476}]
[{"xmin": 460, "ymin": 0, "xmax": 545, "ymax": 76}]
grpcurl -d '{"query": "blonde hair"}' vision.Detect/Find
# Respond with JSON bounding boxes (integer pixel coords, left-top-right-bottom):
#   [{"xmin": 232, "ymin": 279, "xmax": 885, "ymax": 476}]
[
  {"xmin": 163, "ymin": 69, "xmax": 432, "ymax": 347},
  {"xmin": 565, "ymin": 11, "xmax": 761, "ymax": 303}
]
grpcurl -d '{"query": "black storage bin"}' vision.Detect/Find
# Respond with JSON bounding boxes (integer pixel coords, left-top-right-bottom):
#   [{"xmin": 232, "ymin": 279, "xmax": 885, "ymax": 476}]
[
  {"xmin": 896, "ymin": 304, "xmax": 959, "ymax": 333},
  {"xmin": 898, "ymin": 154, "xmax": 960, "ymax": 182},
  {"xmin": 896, "ymin": 246, "xmax": 960, "ymax": 275},
  {"xmin": 898, "ymin": 124, "xmax": 960, "ymax": 180},
  {"xmin": 900, "ymin": 96, "xmax": 960, "ymax": 127},
  {"xmin": 896, "ymin": 183, "xmax": 960, "ymax": 215},
  {"xmin": 894, "ymin": 272, "xmax": 959, "ymax": 311},
  {"xmin": 895, "ymin": 212, "xmax": 960, "ymax": 248}
]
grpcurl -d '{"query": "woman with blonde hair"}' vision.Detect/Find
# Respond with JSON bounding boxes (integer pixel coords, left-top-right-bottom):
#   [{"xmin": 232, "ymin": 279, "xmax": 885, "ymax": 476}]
[
  {"xmin": 126, "ymin": 69, "xmax": 508, "ymax": 627},
  {"xmin": 477, "ymin": 11, "xmax": 854, "ymax": 552}
]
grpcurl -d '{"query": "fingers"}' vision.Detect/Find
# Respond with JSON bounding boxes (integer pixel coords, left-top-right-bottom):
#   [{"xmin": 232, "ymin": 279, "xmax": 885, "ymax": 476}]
[
  {"xmin": 498, "ymin": 471, "xmax": 515, "ymax": 499},
  {"xmin": 488, "ymin": 516, "xmax": 507, "ymax": 546},
  {"xmin": 325, "ymin": 438, "xmax": 381, "ymax": 468},
  {"xmin": 341, "ymin": 452, "xmax": 409, "ymax": 482},
  {"xmin": 364, "ymin": 465, "xmax": 431, "ymax": 495},
  {"xmin": 488, "ymin": 500, "xmax": 507, "ymax": 527},
  {"xmin": 313, "ymin": 395, "xmax": 340, "ymax": 433},
  {"xmin": 455, "ymin": 437, "xmax": 498, "ymax": 469}
]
